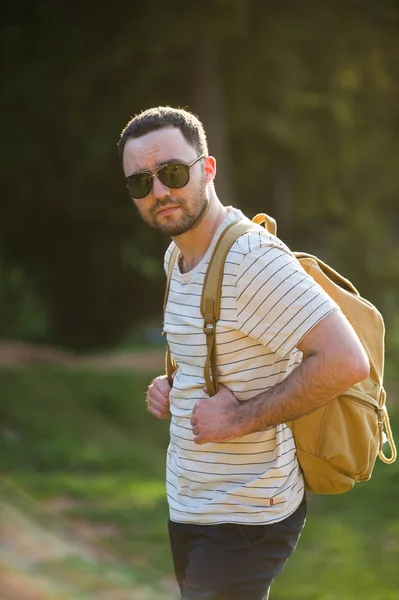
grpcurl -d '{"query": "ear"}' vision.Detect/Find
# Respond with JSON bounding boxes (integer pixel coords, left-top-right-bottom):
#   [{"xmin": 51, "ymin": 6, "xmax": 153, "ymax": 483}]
[{"xmin": 204, "ymin": 156, "xmax": 216, "ymax": 184}]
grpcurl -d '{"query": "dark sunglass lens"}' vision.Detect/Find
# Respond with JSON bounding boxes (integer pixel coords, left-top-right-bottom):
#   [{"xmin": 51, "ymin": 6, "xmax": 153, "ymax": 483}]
[
  {"xmin": 127, "ymin": 172, "xmax": 152, "ymax": 199},
  {"xmin": 159, "ymin": 164, "xmax": 190, "ymax": 189}
]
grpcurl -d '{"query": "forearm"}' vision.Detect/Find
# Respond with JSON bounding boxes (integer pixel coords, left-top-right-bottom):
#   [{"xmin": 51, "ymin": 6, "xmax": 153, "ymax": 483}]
[{"xmin": 236, "ymin": 351, "xmax": 365, "ymax": 435}]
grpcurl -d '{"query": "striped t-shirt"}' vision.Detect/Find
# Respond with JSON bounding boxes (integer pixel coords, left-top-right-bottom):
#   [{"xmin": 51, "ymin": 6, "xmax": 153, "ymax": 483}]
[{"xmin": 163, "ymin": 207, "xmax": 338, "ymax": 525}]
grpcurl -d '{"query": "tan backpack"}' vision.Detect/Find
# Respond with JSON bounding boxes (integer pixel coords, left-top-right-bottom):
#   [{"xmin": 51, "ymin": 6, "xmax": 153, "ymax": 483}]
[{"xmin": 164, "ymin": 213, "xmax": 397, "ymax": 494}]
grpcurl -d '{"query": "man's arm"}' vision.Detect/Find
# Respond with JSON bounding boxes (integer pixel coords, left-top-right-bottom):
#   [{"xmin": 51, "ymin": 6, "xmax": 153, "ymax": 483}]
[{"xmin": 190, "ymin": 309, "xmax": 370, "ymax": 444}]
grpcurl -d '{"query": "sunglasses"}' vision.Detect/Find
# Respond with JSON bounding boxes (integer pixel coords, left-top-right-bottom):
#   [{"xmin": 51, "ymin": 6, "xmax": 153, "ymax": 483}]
[{"xmin": 125, "ymin": 154, "xmax": 206, "ymax": 199}]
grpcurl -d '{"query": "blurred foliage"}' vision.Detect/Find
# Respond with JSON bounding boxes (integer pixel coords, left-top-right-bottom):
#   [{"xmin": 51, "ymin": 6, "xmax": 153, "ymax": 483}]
[
  {"xmin": 1, "ymin": 0, "xmax": 398, "ymax": 352},
  {"xmin": 0, "ymin": 256, "xmax": 48, "ymax": 340}
]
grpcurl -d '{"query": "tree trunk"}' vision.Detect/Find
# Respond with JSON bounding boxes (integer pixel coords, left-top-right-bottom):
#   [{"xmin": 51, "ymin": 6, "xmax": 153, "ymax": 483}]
[{"xmin": 191, "ymin": 30, "xmax": 236, "ymax": 207}]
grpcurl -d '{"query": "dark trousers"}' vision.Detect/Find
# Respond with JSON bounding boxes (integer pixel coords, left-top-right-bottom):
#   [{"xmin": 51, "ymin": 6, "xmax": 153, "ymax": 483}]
[{"xmin": 168, "ymin": 496, "xmax": 307, "ymax": 600}]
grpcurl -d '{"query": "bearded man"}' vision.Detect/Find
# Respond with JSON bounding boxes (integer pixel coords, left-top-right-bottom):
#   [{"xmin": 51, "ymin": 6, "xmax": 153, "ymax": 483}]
[{"xmin": 117, "ymin": 106, "xmax": 369, "ymax": 600}]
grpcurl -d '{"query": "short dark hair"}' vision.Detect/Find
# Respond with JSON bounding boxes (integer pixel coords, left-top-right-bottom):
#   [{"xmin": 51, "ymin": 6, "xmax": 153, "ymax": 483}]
[{"xmin": 117, "ymin": 106, "xmax": 208, "ymax": 160}]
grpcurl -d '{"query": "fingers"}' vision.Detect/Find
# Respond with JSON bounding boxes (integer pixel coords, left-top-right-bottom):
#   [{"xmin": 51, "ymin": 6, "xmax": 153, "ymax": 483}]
[
  {"xmin": 192, "ymin": 423, "xmax": 204, "ymax": 444},
  {"xmin": 148, "ymin": 401, "xmax": 171, "ymax": 419},
  {"xmin": 154, "ymin": 375, "xmax": 172, "ymax": 397},
  {"xmin": 147, "ymin": 400, "xmax": 171, "ymax": 419},
  {"xmin": 191, "ymin": 405, "xmax": 203, "ymax": 441},
  {"xmin": 147, "ymin": 375, "xmax": 171, "ymax": 419},
  {"xmin": 193, "ymin": 434, "xmax": 206, "ymax": 445}
]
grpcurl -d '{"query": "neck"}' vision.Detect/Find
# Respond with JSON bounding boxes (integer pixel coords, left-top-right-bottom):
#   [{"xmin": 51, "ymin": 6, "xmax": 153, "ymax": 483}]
[{"xmin": 173, "ymin": 198, "xmax": 228, "ymax": 273}]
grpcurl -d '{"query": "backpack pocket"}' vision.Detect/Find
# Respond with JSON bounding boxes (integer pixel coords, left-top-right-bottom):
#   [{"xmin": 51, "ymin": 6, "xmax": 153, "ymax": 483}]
[{"xmin": 289, "ymin": 390, "xmax": 380, "ymax": 494}]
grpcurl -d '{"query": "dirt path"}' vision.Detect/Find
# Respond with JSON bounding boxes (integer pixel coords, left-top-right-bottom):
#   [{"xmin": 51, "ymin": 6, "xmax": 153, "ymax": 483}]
[{"xmin": 0, "ymin": 489, "xmax": 177, "ymax": 600}]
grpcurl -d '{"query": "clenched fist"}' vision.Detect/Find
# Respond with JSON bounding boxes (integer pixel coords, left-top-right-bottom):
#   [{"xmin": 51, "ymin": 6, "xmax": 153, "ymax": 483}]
[
  {"xmin": 146, "ymin": 375, "xmax": 172, "ymax": 419},
  {"xmin": 190, "ymin": 385, "xmax": 249, "ymax": 444}
]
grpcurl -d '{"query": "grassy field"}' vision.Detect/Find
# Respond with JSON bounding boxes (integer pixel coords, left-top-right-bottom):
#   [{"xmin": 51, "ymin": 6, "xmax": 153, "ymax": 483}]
[{"xmin": 0, "ymin": 364, "xmax": 398, "ymax": 599}]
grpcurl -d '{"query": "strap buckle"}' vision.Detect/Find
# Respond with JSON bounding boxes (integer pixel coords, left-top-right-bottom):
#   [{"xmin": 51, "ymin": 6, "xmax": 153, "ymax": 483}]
[{"xmin": 203, "ymin": 321, "xmax": 216, "ymax": 335}]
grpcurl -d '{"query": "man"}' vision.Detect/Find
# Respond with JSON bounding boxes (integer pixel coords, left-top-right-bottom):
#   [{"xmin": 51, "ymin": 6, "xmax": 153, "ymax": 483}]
[{"xmin": 118, "ymin": 106, "xmax": 369, "ymax": 600}]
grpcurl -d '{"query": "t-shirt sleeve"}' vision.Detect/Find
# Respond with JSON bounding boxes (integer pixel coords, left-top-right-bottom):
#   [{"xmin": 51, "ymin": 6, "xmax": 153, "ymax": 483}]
[{"xmin": 235, "ymin": 245, "xmax": 339, "ymax": 357}]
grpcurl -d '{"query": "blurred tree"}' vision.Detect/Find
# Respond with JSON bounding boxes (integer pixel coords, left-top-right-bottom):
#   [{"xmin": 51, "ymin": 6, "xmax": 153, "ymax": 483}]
[{"xmin": 1, "ymin": 0, "xmax": 398, "ymax": 351}]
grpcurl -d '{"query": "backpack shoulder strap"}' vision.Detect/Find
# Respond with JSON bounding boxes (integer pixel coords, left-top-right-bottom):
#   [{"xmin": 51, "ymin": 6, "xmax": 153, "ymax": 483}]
[
  {"xmin": 164, "ymin": 245, "xmax": 180, "ymax": 313},
  {"xmin": 163, "ymin": 245, "xmax": 180, "ymax": 384},
  {"xmin": 201, "ymin": 220, "xmax": 253, "ymax": 396},
  {"xmin": 164, "ymin": 220, "xmax": 257, "ymax": 393}
]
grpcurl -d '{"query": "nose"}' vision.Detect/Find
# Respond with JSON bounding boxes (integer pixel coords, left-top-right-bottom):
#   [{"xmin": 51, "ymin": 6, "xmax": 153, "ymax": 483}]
[{"xmin": 152, "ymin": 174, "xmax": 171, "ymax": 200}]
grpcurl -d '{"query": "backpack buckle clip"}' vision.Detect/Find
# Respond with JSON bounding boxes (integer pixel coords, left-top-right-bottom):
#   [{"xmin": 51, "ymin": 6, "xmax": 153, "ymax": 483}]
[{"xmin": 203, "ymin": 321, "xmax": 216, "ymax": 335}]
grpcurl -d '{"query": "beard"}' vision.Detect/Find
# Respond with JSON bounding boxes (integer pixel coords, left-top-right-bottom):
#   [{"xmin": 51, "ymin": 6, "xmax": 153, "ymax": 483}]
[{"xmin": 136, "ymin": 175, "xmax": 210, "ymax": 237}]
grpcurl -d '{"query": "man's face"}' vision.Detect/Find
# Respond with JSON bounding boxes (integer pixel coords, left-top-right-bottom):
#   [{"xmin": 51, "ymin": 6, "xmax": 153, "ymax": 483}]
[{"xmin": 122, "ymin": 127, "xmax": 210, "ymax": 236}]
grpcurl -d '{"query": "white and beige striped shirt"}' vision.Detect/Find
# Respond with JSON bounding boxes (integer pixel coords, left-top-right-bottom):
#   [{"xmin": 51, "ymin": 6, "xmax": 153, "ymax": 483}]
[{"xmin": 163, "ymin": 207, "xmax": 338, "ymax": 525}]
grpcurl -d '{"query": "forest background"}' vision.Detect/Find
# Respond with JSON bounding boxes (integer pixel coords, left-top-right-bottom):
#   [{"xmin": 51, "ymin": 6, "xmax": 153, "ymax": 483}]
[{"xmin": 1, "ymin": 1, "xmax": 399, "ymax": 599}]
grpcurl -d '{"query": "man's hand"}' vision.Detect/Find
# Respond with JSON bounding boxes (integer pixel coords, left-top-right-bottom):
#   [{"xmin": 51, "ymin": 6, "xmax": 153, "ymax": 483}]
[
  {"xmin": 190, "ymin": 385, "xmax": 247, "ymax": 445},
  {"xmin": 147, "ymin": 375, "xmax": 172, "ymax": 419}
]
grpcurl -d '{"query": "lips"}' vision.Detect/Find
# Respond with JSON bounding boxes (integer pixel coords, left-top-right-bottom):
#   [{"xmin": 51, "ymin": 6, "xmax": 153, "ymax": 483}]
[{"xmin": 156, "ymin": 206, "xmax": 180, "ymax": 216}]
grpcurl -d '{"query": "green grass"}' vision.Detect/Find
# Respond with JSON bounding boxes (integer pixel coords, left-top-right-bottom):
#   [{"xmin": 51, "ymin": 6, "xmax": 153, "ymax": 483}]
[
  {"xmin": 272, "ymin": 464, "xmax": 399, "ymax": 599},
  {"xmin": 0, "ymin": 365, "xmax": 173, "ymax": 596},
  {"xmin": 0, "ymin": 365, "xmax": 398, "ymax": 598}
]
